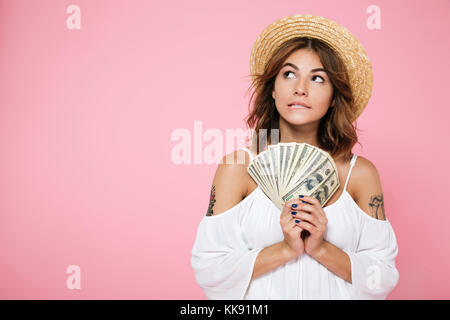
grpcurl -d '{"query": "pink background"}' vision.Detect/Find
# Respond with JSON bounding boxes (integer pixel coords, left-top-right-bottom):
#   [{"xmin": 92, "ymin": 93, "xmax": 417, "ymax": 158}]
[{"xmin": 1, "ymin": 0, "xmax": 449, "ymax": 299}]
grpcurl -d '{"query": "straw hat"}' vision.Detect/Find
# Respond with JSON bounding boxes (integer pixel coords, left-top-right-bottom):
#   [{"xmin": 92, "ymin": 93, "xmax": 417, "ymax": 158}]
[{"xmin": 250, "ymin": 14, "xmax": 373, "ymax": 120}]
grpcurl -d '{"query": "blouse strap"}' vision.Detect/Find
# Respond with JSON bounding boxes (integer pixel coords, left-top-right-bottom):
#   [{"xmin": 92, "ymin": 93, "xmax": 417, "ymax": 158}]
[
  {"xmin": 241, "ymin": 147, "xmax": 255, "ymax": 161},
  {"xmin": 344, "ymin": 153, "xmax": 358, "ymax": 191}
]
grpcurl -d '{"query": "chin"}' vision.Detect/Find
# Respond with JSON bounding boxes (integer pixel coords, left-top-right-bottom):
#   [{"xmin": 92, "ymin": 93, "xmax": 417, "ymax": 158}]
[{"xmin": 280, "ymin": 114, "xmax": 313, "ymax": 125}]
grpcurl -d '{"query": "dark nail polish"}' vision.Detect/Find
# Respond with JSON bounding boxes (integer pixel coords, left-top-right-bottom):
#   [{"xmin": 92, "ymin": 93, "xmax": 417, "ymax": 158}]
[
  {"xmin": 291, "ymin": 204, "xmax": 297, "ymax": 208},
  {"xmin": 291, "ymin": 211, "xmax": 297, "ymax": 215},
  {"xmin": 301, "ymin": 200, "xmax": 307, "ymax": 203},
  {"xmin": 299, "ymin": 195, "xmax": 304, "ymax": 198},
  {"xmin": 295, "ymin": 219, "xmax": 300, "ymax": 223}
]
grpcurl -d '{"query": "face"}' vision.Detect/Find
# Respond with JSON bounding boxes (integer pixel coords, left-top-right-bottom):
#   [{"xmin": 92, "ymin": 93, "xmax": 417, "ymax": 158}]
[{"xmin": 272, "ymin": 48, "xmax": 335, "ymax": 126}]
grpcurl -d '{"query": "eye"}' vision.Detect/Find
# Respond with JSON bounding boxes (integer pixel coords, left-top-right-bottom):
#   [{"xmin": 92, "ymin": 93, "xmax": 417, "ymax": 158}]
[
  {"xmin": 312, "ymin": 75, "xmax": 325, "ymax": 83},
  {"xmin": 283, "ymin": 71, "xmax": 325, "ymax": 83},
  {"xmin": 283, "ymin": 71, "xmax": 295, "ymax": 79}
]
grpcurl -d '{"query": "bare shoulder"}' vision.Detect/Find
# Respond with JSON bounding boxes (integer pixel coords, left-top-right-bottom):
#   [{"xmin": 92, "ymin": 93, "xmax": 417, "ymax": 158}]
[
  {"xmin": 350, "ymin": 155, "xmax": 387, "ymax": 221},
  {"xmin": 352, "ymin": 155, "xmax": 379, "ymax": 176},
  {"xmin": 205, "ymin": 150, "xmax": 252, "ymax": 217}
]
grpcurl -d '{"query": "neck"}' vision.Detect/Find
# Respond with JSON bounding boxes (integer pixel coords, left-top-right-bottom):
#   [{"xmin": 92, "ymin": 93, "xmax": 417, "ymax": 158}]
[{"xmin": 278, "ymin": 117, "xmax": 320, "ymax": 148}]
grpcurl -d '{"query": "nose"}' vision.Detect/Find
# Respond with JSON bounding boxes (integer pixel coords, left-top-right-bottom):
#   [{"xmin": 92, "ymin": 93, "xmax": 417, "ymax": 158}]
[{"xmin": 294, "ymin": 79, "xmax": 308, "ymax": 96}]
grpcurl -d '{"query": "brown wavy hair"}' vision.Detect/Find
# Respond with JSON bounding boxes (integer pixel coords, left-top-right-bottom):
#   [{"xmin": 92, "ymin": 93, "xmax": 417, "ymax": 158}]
[{"xmin": 244, "ymin": 37, "xmax": 363, "ymax": 162}]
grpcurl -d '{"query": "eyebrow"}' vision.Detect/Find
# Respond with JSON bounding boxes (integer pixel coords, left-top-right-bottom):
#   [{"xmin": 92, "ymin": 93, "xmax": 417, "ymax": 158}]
[{"xmin": 282, "ymin": 62, "xmax": 327, "ymax": 73}]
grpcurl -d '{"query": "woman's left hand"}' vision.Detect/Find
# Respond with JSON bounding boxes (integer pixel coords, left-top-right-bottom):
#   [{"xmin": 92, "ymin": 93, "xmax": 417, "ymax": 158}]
[{"xmin": 293, "ymin": 195, "xmax": 329, "ymax": 258}]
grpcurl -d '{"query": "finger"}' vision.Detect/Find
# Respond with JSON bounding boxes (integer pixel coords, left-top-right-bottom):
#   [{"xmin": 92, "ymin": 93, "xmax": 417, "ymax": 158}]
[
  {"xmin": 293, "ymin": 211, "xmax": 319, "ymax": 227},
  {"xmin": 280, "ymin": 202, "xmax": 291, "ymax": 220},
  {"xmin": 282, "ymin": 198, "xmax": 303, "ymax": 216},
  {"xmin": 298, "ymin": 198, "xmax": 327, "ymax": 220},
  {"xmin": 298, "ymin": 195, "xmax": 320, "ymax": 207},
  {"xmin": 281, "ymin": 201, "xmax": 302, "ymax": 225},
  {"xmin": 284, "ymin": 196, "xmax": 314, "ymax": 218},
  {"xmin": 290, "ymin": 209, "xmax": 312, "ymax": 224},
  {"xmin": 290, "ymin": 218, "xmax": 301, "ymax": 229},
  {"xmin": 295, "ymin": 213, "xmax": 323, "ymax": 231},
  {"xmin": 284, "ymin": 218, "xmax": 302, "ymax": 235},
  {"xmin": 281, "ymin": 213, "xmax": 294, "ymax": 229},
  {"xmin": 297, "ymin": 203, "xmax": 315, "ymax": 213},
  {"xmin": 296, "ymin": 220, "xmax": 319, "ymax": 234},
  {"xmin": 288, "ymin": 198, "xmax": 303, "ymax": 208},
  {"xmin": 294, "ymin": 203, "xmax": 322, "ymax": 224},
  {"xmin": 280, "ymin": 214, "xmax": 291, "ymax": 226},
  {"xmin": 299, "ymin": 195, "xmax": 326, "ymax": 216},
  {"xmin": 291, "ymin": 218, "xmax": 304, "ymax": 231}
]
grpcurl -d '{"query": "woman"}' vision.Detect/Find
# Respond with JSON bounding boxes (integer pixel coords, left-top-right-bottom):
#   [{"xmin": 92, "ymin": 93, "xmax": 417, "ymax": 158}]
[{"xmin": 191, "ymin": 14, "xmax": 399, "ymax": 300}]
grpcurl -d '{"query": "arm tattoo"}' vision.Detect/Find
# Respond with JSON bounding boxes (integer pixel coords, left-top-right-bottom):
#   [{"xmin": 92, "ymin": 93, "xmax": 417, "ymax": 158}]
[
  {"xmin": 368, "ymin": 193, "xmax": 386, "ymax": 220},
  {"xmin": 206, "ymin": 185, "xmax": 216, "ymax": 216}
]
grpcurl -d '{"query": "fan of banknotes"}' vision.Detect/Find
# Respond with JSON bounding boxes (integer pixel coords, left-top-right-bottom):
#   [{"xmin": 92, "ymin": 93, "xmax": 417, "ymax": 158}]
[{"xmin": 247, "ymin": 142, "xmax": 340, "ymax": 210}]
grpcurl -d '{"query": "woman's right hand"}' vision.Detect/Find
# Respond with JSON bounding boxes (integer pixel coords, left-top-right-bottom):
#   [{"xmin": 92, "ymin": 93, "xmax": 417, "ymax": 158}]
[{"xmin": 280, "ymin": 198, "xmax": 305, "ymax": 259}]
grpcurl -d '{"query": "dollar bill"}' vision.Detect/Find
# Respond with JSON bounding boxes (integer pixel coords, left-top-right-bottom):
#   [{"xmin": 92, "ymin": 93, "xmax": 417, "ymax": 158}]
[
  {"xmin": 245, "ymin": 142, "xmax": 340, "ymax": 210},
  {"xmin": 248, "ymin": 160, "xmax": 275, "ymax": 201},
  {"xmin": 283, "ymin": 143, "xmax": 314, "ymax": 191},
  {"xmin": 268, "ymin": 145, "xmax": 280, "ymax": 196},
  {"xmin": 282, "ymin": 155, "xmax": 337, "ymax": 204},
  {"xmin": 310, "ymin": 169, "xmax": 340, "ymax": 206},
  {"xmin": 284, "ymin": 147, "xmax": 324, "ymax": 193}
]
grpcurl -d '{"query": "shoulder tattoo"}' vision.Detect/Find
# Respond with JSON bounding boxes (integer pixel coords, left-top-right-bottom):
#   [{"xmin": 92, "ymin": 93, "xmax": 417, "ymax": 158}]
[
  {"xmin": 368, "ymin": 193, "xmax": 386, "ymax": 220},
  {"xmin": 206, "ymin": 185, "xmax": 216, "ymax": 216}
]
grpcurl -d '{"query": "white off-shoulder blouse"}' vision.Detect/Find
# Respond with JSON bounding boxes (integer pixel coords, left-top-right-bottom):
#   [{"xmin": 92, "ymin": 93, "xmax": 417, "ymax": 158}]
[{"xmin": 191, "ymin": 148, "xmax": 399, "ymax": 300}]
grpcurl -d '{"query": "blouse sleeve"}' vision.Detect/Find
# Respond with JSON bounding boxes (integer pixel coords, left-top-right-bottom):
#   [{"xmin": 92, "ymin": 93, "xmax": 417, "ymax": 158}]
[
  {"xmin": 191, "ymin": 212, "xmax": 263, "ymax": 300},
  {"xmin": 343, "ymin": 218, "xmax": 400, "ymax": 300}
]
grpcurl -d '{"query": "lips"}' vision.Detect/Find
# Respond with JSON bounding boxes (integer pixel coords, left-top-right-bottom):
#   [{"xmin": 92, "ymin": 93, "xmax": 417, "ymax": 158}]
[
  {"xmin": 288, "ymin": 104, "xmax": 311, "ymax": 110},
  {"xmin": 288, "ymin": 101, "xmax": 311, "ymax": 108}
]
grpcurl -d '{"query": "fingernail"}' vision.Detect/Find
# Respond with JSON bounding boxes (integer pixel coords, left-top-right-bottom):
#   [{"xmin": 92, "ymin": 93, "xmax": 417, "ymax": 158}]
[
  {"xmin": 295, "ymin": 219, "xmax": 300, "ymax": 223},
  {"xmin": 299, "ymin": 195, "xmax": 304, "ymax": 198},
  {"xmin": 291, "ymin": 204, "xmax": 297, "ymax": 208},
  {"xmin": 301, "ymin": 200, "xmax": 307, "ymax": 203},
  {"xmin": 291, "ymin": 211, "xmax": 297, "ymax": 215}
]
